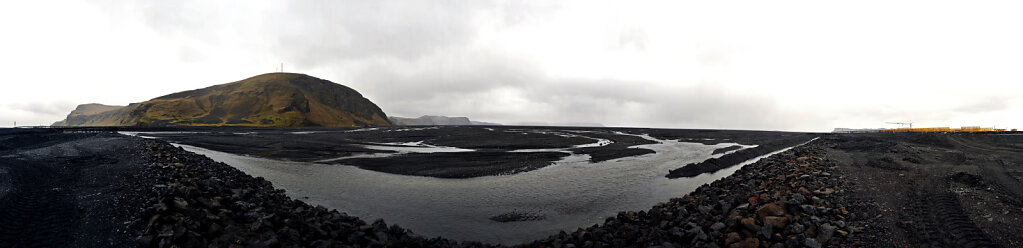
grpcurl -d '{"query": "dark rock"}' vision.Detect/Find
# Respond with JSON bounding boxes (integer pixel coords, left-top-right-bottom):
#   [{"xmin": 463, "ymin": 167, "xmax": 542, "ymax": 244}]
[
  {"xmin": 787, "ymin": 193, "xmax": 804, "ymax": 205},
  {"xmin": 817, "ymin": 223, "xmax": 836, "ymax": 242},
  {"xmin": 725, "ymin": 232, "xmax": 741, "ymax": 245},
  {"xmin": 784, "ymin": 237, "xmax": 800, "ymax": 248},
  {"xmin": 172, "ymin": 197, "xmax": 189, "ymax": 210},
  {"xmin": 763, "ymin": 216, "xmax": 788, "ymax": 229},
  {"xmin": 804, "ymin": 238, "xmax": 821, "ymax": 248},
  {"xmin": 786, "ymin": 223, "xmax": 805, "ymax": 235},
  {"xmin": 730, "ymin": 237, "xmax": 759, "ymax": 248},
  {"xmin": 800, "ymin": 205, "xmax": 816, "ymax": 215},
  {"xmin": 757, "ymin": 223, "xmax": 773, "ymax": 240},
  {"xmin": 757, "ymin": 201, "xmax": 786, "ymax": 219},
  {"xmin": 741, "ymin": 217, "xmax": 760, "ymax": 231},
  {"xmin": 710, "ymin": 222, "xmax": 726, "ymax": 232},
  {"xmin": 698, "ymin": 205, "xmax": 713, "ymax": 214},
  {"xmin": 135, "ymin": 235, "xmax": 154, "ymax": 246}
]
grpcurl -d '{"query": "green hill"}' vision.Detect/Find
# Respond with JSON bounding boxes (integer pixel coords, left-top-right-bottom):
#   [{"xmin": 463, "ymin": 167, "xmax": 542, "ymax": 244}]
[{"xmin": 53, "ymin": 73, "xmax": 391, "ymax": 127}]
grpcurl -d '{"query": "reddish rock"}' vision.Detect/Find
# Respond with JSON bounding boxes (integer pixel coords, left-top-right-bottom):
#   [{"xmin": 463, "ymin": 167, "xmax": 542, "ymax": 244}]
[
  {"xmin": 725, "ymin": 232, "xmax": 741, "ymax": 245},
  {"xmin": 763, "ymin": 216, "xmax": 788, "ymax": 229},
  {"xmin": 741, "ymin": 218, "xmax": 760, "ymax": 231},
  {"xmin": 729, "ymin": 237, "xmax": 759, "ymax": 248},
  {"xmin": 757, "ymin": 201, "xmax": 786, "ymax": 219}
]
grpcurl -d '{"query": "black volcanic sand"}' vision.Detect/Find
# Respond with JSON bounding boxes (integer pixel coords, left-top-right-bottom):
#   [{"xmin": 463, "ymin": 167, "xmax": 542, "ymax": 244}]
[
  {"xmin": 344, "ymin": 151, "xmax": 571, "ymax": 178},
  {"xmin": 565, "ymin": 129, "xmax": 658, "ymax": 162},
  {"xmin": 124, "ymin": 126, "xmax": 816, "ymax": 179},
  {"xmin": 0, "ymin": 129, "xmax": 148, "ymax": 247},
  {"xmin": 3, "ymin": 128, "xmax": 1022, "ymax": 247},
  {"xmin": 825, "ymin": 132, "xmax": 1023, "ymax": 247},
  {"xmin": 0, "ymin": 128, "xmax": 869, "ymax": 247},
  {"xmin": 132, "ymin": 126, "xmax": 601, "ymax": 178},
  {"xmin": 523, "ymin": 136, "xmax": 870, "ymax": 248},
  {"xmin": 658, "ymin": 130, "xmax": 818, "ymax": 178},
  {"xmin": 712, "ymin": 145, "xmax": 744, "ymax": 155}
]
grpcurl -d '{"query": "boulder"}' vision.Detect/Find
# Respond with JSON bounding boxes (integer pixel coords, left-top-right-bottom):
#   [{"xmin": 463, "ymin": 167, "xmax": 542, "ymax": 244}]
[
  {"xmin": 757, "ymin": 223, "xmax": 773, "ymax": 240},
  {"xmin": 729, "ymin": 237, "xmax": 759, "ymax": 248},
  {"xmin": 725, "ymin": 232, "xmax": 741, "ymax": 245},
  {"xmin": 757, "ymin": 201, "xmax": 786, "ymax": 219},
  {"xmin": 817, "ymin": 223, "xmax": 837, "ymax": 242},
  {"xmin": 740, "ymin": 217, "xmax": 760, "ymax": 231},
  {"xmin": 763, "ymin": 216, "xmax": 788, "ymax": 229}
]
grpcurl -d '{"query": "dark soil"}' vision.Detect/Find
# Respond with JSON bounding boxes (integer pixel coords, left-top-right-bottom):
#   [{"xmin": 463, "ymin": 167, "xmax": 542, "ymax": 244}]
[
  {"xmin": 826, "ymin": 132, "xmax": 1023, "ymax": 248},
  {"xmin": 666, "ymin": 132, "xmax": 818, "ymax": 178},
  {"xmin": 342, "ymin": 151, "xmax": 570, "ymax": 178},
  {"xmin": 567, "ymin": 130, "xmax": 658, "ymax": 163},
  {"xmin": 522, "ymin": 136, "xmax": 874, "ymax": 247},
  {"xmin": 712, "ymin": 145, "xmax": 744, "ymax": 155},
  {"xmin": 0, "ymin": 129, "xmax": 149, "ymax": 248},
  {"xmin": 6, "ymin": 127, "xmax": 1020, "ymax": 248},
  {"xmin": 489, "ymin": 212, "xmax": 547, "ymax": 222},
  {"xmin": 124, "ymin": 126, "xmax": 814, "ymax": 178}
]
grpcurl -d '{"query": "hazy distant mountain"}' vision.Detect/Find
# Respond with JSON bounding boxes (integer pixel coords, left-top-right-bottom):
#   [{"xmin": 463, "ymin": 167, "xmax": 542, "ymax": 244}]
[
  {"xmin": 53, "ymin": 73, "xmax": 391, "ymax": 127},
  {"xmin": 389, "ymin": 115, "xmax": 471, "ymax": 126},
  {"xmin": 388, "ymin": 115, "xmax": 502, "ymax": 126},
  {"xmin": 512, "ymin": 122, "xmax": 605, "ymax": 127},
  {"xmin": 470, "ymin": 121, "xmax": 502, "ymax": 126}
]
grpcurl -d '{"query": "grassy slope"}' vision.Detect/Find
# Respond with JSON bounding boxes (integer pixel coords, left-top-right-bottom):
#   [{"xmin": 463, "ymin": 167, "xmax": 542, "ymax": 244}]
[{"xmin": 69, "ymin": 73, "xmax": 390, "ymax": 127}]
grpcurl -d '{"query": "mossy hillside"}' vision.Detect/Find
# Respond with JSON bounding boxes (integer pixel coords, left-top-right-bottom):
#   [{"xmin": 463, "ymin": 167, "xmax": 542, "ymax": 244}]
[{"xmin": 54, "ymin": 73, "xmax": 391, "ymax": 127}]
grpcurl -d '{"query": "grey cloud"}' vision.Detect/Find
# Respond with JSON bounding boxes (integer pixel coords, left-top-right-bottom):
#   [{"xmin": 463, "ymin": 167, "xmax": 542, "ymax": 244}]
[
  {"xmin": 354, "ymin": 52, "xmax": 789, "ymax": 130},
  {"xmin": 2, "ymin": 101, "xmax": 77, "ymax": 126},
  {"xmin": 953, "ymin": 95, "xmax": 1013, "ymax": 113},
  {"xmin": 115, "ymin": 1, "xmax": 502, "ymax": 69},
  {"xmin": 277, "ymin": 1, "xmax": 489, "ymax": 67},
  {"xmin": 351, "ymin": 52, "xmax": 542, "ymax": 103},
  {"xmin": 6, "ymin": 101, "xmax": 76, "ymax": 116},
  {"xmin": 83, "ymin": 1, "xmax": 815, "ymax": 130}
]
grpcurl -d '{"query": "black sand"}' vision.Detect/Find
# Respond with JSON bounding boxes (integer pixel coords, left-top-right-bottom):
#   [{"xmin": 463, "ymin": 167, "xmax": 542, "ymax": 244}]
[{"xmin": 2, "ymin": 127, "xmax": 1019, "ymax": 247}]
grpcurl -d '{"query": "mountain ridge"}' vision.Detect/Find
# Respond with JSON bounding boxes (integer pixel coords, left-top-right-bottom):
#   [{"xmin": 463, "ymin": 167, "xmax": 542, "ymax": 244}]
[
  {"xmin": 53, "ymin": 73, "xmax": 391, "ymax": 127},
  {"xmin": 388, "ymin": 115, "xmax": 502, "ymax": 126}
]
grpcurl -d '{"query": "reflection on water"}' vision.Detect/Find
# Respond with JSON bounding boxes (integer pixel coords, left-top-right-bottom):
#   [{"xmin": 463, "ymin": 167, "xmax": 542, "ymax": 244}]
[{"xmin": 174, "ymin": 134, "xmax": 782, "ymax": 244}]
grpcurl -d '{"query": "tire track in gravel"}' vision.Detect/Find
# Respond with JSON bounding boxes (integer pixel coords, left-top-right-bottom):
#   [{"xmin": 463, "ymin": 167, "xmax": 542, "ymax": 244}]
[{"xmin": 901, "ymin": 178, "xmax": 1001, "ymax": 248}]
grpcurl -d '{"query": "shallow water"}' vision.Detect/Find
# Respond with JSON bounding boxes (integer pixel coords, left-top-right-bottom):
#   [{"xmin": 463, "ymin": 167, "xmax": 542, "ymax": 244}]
[{"xmin": 172, "ymin": 133, "xmax": 786, "ymax": 244}]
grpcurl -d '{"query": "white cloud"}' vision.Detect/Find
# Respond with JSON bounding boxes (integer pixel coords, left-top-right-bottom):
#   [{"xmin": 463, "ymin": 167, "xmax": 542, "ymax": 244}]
[{"xmin": 1, "ymin": 1, "xmax": 1021, "ymax": 131}]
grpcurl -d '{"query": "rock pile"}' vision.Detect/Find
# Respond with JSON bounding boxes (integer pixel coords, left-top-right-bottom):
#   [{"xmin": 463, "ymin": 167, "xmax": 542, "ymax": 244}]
[
  {"xmin": 523, "ymin": 140, "xmax": 875, "ymax": 247},
  {"xmin": 666, "ymin": 137, "xmax": 815, "ymax": 179},
  {"xmin": 132, "ymin": 140, "xmax": 483, "ymax": 247}
]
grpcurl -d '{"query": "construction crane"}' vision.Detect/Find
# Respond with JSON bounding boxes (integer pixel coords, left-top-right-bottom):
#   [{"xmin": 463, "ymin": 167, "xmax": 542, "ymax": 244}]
[{"xmin": 885, "ymin": 121, "xmax": 913, "ymax": 129}]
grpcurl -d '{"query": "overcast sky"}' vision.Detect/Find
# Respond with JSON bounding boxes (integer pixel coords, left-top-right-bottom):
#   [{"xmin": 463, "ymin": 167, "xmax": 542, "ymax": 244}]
[{"xmin": 2, "ymin": 1, "xmax": 1021, "ymax": 131}]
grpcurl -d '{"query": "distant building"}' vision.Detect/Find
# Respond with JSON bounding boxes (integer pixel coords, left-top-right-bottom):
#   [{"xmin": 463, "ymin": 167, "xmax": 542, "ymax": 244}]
[
  {"xmin": 832, "ymin": 128, "xmax": 882, "ymax": 133},
  {"xmin": 835, "ymin": 126, "xmax": 1014, "ymax": 133}
]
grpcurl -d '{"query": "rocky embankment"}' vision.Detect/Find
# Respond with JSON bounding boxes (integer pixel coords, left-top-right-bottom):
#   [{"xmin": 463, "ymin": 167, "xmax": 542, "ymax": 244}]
[
  {"xmin": 133, "ymin": 139, "xmax": 477, "ymax": 247},
  {"xmin": 666, "ymin": 137, "xmax": 815, "ymax": 179},
  {"xmin": 132, "ymin": 133, "xmax": 877, "ymax": 247},
  {"xmin": 523, "ymin": 139, "xmax": 879, "ymax": 247}
]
